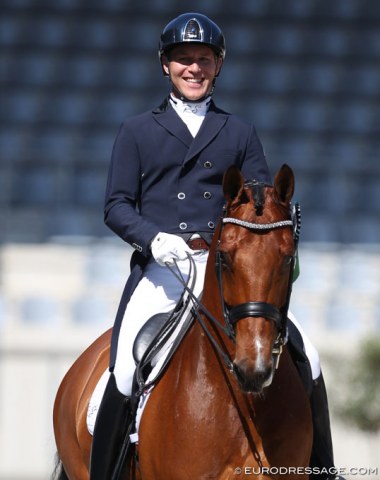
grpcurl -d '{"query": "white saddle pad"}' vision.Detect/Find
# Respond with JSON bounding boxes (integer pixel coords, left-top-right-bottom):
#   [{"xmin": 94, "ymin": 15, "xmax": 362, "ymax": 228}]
[{"xmin": 87, "ymin": 293, "xmax": 196, "ymax": 439}]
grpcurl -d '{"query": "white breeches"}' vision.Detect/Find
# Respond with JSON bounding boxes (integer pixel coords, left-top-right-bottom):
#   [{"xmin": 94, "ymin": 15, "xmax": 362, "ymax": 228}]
[
  {"xmin": 113, "ymin": 251, "xmax": 209, "ymax": 396},
  {"xmin": 288, "ymin": 310, "xmax": 321, "ymax": 379}
]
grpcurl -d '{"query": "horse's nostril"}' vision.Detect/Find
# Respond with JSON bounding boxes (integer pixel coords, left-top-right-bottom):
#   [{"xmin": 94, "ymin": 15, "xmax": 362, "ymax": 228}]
[{"xmin": 233, "ymin": 361, "xmax": 273, "ymax": 394}]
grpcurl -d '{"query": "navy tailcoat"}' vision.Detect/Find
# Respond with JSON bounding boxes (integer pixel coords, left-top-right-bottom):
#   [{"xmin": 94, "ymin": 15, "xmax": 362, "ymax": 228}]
[{"xmin": 104, "ymin": 97, "xmax": 271, "ymax": 369}]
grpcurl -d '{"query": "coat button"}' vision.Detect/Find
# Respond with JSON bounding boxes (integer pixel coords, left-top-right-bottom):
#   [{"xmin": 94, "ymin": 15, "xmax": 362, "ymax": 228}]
[
  {"xmin": 208, "ymin": 221, "xmax": 215, "ymax": 229},
  {"xmin": 132, "ymin": 243, "xmax": 143, "ymax": 252},
  {"xmin": 203, "ymin": 191, "xmax": 212, "ymax": 199},
  {"xmin": 179, "ymin": 222, "xmax": 187, "ymax": 230},
  {"xmin": 178, "ymin": 192, "xmax": 186, "ymax": 200},
  {"xmin": 204, "ymin": 161, "xmax": 212, "ymax": 169}
]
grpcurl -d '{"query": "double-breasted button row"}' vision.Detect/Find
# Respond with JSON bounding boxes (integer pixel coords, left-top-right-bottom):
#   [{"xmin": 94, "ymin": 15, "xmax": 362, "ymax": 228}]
[
  {"xmin": 178, "ymin": 221, "xmax": 215, "ymax": 230},
  {"xmin": 177, "ymin": 192, "xmax": 212, "ymax": 200}
]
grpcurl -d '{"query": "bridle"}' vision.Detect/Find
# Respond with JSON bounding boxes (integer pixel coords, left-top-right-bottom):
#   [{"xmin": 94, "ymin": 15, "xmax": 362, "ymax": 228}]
[
  {"xmin": 166, "ymin": 186, "xmax": 301, "ymax": 375},
  {"xmin": 214, "ymin": 197, "xmax": 301, "ymax": 368}
]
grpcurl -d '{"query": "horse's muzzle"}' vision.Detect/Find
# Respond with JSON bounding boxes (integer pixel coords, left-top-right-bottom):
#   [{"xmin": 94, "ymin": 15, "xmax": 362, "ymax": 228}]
[{"xmin": 233, "ymin": 360, "xmax": 273, "ymax": 394}]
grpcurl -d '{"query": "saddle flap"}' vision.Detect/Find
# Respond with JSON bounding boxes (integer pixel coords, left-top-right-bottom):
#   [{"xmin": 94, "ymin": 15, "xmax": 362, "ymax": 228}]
[{"xmin": 132, "ymin": 311, "xmax": 173, "ymax": 364}]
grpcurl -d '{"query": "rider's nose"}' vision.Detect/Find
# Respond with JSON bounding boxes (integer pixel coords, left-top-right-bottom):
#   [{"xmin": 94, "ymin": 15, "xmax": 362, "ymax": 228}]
[{"xmin": 188, "ymin": 62, "xmax": 201, "ymax": 73}]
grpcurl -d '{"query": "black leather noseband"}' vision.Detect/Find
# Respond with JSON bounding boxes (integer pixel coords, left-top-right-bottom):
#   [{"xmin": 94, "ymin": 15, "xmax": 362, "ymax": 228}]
[{"xmin": 228, "ymin": 301, "xmax": 283, "ymax": 330}]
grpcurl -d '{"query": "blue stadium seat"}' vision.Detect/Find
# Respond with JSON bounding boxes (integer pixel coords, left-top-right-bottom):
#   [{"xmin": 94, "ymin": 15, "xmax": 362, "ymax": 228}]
[
  {"xmin": 11, "ymin": 166, "xmax": 57, "ymax": 206},
  {"xmin": 340, "ymin": 214, "xmax": 380, "ymax": 243},
  {"xmin": 298, "ymin": 27, "xmax": 348, "ymax": 57},
  {"xmin": 0, "ymin": 15, "xmax": 20, "ymax": 45},
  {"xmin": 342, "ymin": 174, "xmax": 380, "ymax": 215},
  {"xmin": 314, "ymin": 0, "xmax": 360, "ymax": 19},
  {"xmin": 334, "ymin": 102, "xmax": 374, "ymax": 134},
  {"xmin": 9, "ymin": 52, "xmax": 57, "ymax": 87},
  {"xmin": 259, "ymin": 62, "xmax": 294, "ymax": 94},
  {"xmin": 28, "ymin": 16, "xmax": 69, "ymax": 48},
  {"xmin": 58, "ymin": 55, "xmax": 105, "ymax": 88},
  {"xmin": 41, "ymin": 91, "xmax": 92, "ymax": 125},
  {"xmin": 248, "ymin": 98, "xmax": 284, "ymax": 131},
  {"xmin": 109, "ymin": 57, "xmax": 158, "ymax": 89},
  {"xmin": 72, "ymin": 168, "xmax": 105, "ymax": 206},
  {"xmin": 294, "ymin": 62, "xmax": 340, "ymax": 95},
  {"xmin": 47, "ymin": 208, "xmax": 99, "ymax": 237},
  {"xmin": 300, "ymin": 213, "xmax": 340, "ymax": 243},
  {"xmin": 270, "ymin": 138, "xmax": 318, "ymax": 170},
  {"xmin": 265, "ymin": 26, "xmax": 302, "ymax": 56},
  {"xmin": 348, "ymin": 29, "xmax": 380, "ymax": 58},
  {"xmin": 290, "ymin": 100, "xmax": 329, "ymax": 132},
  {"xmin": 77, "ymin": 130, "xmax": 115, "ymax": 162},
  {"xmin": 222, "ymin": 25, "xmax": 257, "ymax": 55},
  {"xmin": 322, "ymin": 139, "xmax": 366, "ymax": 171},
  {"xmin": 3, "ymin": 90, "xmax": 41, "ymax": 123},
  {"xmin": 27, "ymin": 129, "xmax": 78, "ymax": 161},
  {"xmin": 119, "ymin": 20, "xmax": 160, "ymax": 53}
]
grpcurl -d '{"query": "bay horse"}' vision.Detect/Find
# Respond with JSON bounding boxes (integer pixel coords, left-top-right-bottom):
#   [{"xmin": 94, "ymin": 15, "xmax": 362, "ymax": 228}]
[{"xmin": 53, "ymin": 164, "xmax": 312, "ymax": 480}]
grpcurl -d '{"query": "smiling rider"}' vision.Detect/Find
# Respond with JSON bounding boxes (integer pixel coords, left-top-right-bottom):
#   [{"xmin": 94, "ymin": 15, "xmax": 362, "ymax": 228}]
[{"xmin": 88, "ymin": 13, "xmax": 341, "ymax": 480}]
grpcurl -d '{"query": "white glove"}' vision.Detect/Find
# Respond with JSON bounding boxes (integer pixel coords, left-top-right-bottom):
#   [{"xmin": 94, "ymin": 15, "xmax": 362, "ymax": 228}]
[{"xmin": 150, "ymin": 232, "xmax": 192, "ymax": 266}]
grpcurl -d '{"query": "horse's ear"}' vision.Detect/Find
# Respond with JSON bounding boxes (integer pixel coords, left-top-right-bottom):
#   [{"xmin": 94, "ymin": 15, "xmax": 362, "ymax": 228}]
[
  {"xmin": 223, "ymin": 166, "xmax": 247, "ymax": 205},
  {"xmin": 273, "ymin": 164, "xmax": 295, "ymax": 204}
]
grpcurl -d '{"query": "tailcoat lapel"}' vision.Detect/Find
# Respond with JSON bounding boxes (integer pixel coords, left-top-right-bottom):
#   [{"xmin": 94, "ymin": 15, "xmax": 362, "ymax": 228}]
[
  {"xmin": 152, "ymin": 98, "xmax": 193, "ymax": 148},
  {"xmin": 152, "ymin": 98, "xmax": 229, "ymax": 163},
  {"xmin": 183, "ymin": 102, "xmax": 228, "ymax": 163}
]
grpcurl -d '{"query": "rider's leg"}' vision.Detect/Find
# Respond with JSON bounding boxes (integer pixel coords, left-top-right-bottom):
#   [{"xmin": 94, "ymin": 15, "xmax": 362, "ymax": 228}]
[
  {"xmin": 89, "ymin": 252, "xmax": 208, "ymax": 479},
  {"xmin": 89, "ymin": 372, "xmax": 131, "ymax": 480},
  {"xmin": 309, "ymin": 372, "xmax": 336, "ymax": 479},
  {"xmin": 114, "ymin": 252, "xmax": 208, "ymax": 395},
  {"xmin": 287, "ymin": 312, "xmax": 338, "ymax": 479},
  {"xmin": 288, "ymin": 311, "xmax": 321, "ymax": 380}
]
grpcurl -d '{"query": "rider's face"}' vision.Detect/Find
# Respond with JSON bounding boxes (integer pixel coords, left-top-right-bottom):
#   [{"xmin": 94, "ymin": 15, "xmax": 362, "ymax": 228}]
[{"xmin": 163, "ymin": 44, "xmax": 222, "ymax": 101}]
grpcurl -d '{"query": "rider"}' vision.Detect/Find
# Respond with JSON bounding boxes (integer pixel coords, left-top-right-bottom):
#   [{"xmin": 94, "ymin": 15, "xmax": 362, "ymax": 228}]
[{"xmin": 89, "ymin": 12, "xmax": 339, "ymax": 480}]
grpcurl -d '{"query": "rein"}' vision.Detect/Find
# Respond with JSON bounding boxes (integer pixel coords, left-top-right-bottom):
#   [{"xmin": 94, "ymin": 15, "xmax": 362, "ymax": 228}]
[{"xmin": 166, "ymin": 255, "xmax": 237, "ymax": 371}]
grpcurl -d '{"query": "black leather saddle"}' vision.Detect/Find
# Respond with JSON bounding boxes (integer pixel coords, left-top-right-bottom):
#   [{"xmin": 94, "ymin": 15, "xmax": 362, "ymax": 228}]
[{"xmin": 132, "ymin": 311, "xmax": 173, "ymax": 364}]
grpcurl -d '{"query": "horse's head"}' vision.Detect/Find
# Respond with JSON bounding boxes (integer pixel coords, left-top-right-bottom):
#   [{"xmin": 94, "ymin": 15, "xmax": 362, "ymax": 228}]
[{"xmin": 216, "ymin": 164, "xmax": 297, "ymax": 394}]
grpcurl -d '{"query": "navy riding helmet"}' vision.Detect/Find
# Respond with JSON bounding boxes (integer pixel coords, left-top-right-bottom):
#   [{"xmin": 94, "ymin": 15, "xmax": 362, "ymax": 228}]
[{"xmin": 158, "ymin": 13, "xmax": 226, "ymax": 76}]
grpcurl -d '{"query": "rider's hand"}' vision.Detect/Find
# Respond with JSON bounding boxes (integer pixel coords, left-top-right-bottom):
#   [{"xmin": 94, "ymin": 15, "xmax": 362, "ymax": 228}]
[{"xmin": 150, "ymin": 232, "xmax": 192, "ymax": 266}]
